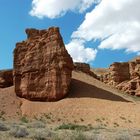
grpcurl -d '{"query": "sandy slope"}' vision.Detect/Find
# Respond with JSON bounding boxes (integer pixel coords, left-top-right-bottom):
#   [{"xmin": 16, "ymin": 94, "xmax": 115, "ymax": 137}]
[
  {"xmin": 0, "ymin": 71, "xmax": 140, "ymax": 128},
  {"xmin": 0, "ymin": 86, "xmax": 21, "ymax": 120}
]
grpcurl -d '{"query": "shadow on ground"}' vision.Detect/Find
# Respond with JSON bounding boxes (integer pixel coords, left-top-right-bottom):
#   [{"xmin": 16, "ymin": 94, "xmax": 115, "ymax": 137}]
[{"xmin": 68, "ymin": 79, "xmax": 130, "ymax": 102}]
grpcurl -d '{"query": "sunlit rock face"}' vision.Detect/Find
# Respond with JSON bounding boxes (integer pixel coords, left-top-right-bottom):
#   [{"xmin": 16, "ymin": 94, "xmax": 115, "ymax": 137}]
[
  {"xmin": 101, "ymin": 57, "xmax": 140, "ymax": 96},
  {"xmin": 13, "ymin": 27, "xmax": 74, "ymax": 101}
]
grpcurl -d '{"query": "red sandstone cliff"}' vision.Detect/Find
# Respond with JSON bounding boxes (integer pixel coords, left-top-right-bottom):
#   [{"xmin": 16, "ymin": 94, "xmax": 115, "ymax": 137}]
[{"xmin": 13, "ymin": 27, "xmax": 74, "ymax": 101}]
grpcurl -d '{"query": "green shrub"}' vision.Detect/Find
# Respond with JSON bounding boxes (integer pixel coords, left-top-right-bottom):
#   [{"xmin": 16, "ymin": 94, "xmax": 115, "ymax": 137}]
[{"xmin": 20, "ymin": 116, "xmax": 29, "ymax": 123}]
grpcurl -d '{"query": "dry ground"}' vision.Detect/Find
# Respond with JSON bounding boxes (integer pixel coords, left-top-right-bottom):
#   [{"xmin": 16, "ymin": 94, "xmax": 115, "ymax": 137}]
[{"xmin": 0, "ymin": 71, "xmax": 140, "ymax": 130}]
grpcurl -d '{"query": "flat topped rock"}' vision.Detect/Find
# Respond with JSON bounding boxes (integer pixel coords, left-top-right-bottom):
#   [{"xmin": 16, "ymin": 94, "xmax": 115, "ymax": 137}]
[
  {"xmin": 101, "ymin": 57, "xmax": 140, "ymax": 96},
  {"xmin": 13, "ymin": 27, "xmax": 74, "ymax": 101}
]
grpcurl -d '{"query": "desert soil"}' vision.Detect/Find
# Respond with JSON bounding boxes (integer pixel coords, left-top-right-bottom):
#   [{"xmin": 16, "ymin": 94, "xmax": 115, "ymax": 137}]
[{"xmin": 0, "ymin": 71, "xmax": 140, "ymax": 129}]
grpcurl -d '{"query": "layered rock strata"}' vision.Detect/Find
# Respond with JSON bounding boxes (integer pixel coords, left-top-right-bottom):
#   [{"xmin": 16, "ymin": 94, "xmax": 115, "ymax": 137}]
[
  {"xmin": 74, "ymin": 62, "xmax": 98, "ymax": 79},
  {"xmin": 13, "ymin": 27, "xmax": 74, "ymax": 101},
  {"xmin": 101, "ymin": 57, "xmax": 140, "ymax": 96}
]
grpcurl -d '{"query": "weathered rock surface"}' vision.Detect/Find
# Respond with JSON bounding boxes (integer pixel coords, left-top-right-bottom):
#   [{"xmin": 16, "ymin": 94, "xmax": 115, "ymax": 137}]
[
  {"xmin": 74, "ymin": 63, "xmax": 90, "ymax": 73},
  {"xmin": 74, "ymin": 62, "xmax": 98, "ymax": 79},
  {"xmin": 101, "ymin": 57, "xmax": 140, "ymax": 96},
  {"xmin": 0, "ymin": 69, "xmax": 13, "ymax": 88},
  {"xmin": 13, "ymin": 27, "xmax": 74, "ymax": 101}
]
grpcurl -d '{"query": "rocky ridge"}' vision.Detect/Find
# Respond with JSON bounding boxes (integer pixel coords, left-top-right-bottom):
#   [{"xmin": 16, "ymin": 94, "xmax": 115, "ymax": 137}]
[{"xmin": 101, "ymin": 57, "xmax": 140, "ymax": 96}]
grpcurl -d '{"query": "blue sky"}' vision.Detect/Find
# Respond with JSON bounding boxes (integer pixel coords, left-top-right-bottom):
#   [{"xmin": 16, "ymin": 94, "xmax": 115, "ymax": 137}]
[{"xmin": 0, "ymin": 0, "xmax": 139, "ymax": 69}]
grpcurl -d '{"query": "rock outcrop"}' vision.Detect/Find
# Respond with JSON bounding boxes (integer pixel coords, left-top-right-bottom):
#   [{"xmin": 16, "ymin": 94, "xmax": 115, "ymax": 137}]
[
  {"xmin": 74, "ymin": 62, "xmax": 98, "ymax": 79},
  {"xmin": 13, "ymin": 27, "xmax": 74, "ymax": 101},
  {"xmin": 74, "ymin": 63, "xmax": 90, "ymax": 73},
  {"xmin": 0, "ymin": 69, "xmax": 13, "ymax": 88},
  {"xmin": 101, "ymin": 57, "xmax": 140, "ymax": 96}
]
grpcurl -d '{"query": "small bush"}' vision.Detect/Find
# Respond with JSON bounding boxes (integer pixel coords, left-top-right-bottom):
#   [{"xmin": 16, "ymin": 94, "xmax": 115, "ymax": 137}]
[
  {"xmin": 32, "ymin": 129, "xmax": 53, "ymax": 140},
  {"xmin": 0, "ymin": 122, "xmax": 9, "ymax": 131},
  {"xmin": 20, "ymin": 116, "xmax": 29, "ymax": 123},
  {"xmin": 80, "ymin": 118, "xmax": 84, "ymax": 122},
  {"xmin": 95, "ymin": 118, "xmax": 102, "ymax": 123},
  {"xmin": 115, "ymin": 133, "xmax": 131, "ymax": 140},
  {"xmin": 114, "ymin": 122, "xmax": 119, "ymax": 127},
  {"xmin": 44, "ymin": 113, "xmax": 51, "ymax": 119},
  {"xmin": 0, "ymin": 111, "xmax": 5, "ymax": 116},
  {"xmin": 10, "ymin": 126, "xmax": 29, "ymax": 138},
  {"xmin": 128, "ymin": 120, "xmax": 132, "ymax": 123},
  {"xmin": 27, "ymin": 121, "xmax": 46, "ymax": 129},
  {"xmin": 0, "ymin": 111, "xmax": 5, "ymax": 121},
  {"xmin": 120, "ymin": 116, "xmax": 126, "ymax": 120},
  {"xmin": 56, "ymin": 123, "xmax": 92, "ymax": 131},
  {"xmin": 74, "ymin": 133, "xmax": 86, "ymax": 140}
]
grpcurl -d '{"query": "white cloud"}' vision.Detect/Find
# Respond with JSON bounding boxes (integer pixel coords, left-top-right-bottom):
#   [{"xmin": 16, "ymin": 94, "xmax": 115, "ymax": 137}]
[
  {"xmin": 29, "ymin": 0, "xmax": 140, "ymax": 63},
  {"xmin": 66, "ymin": 39, "xmax": 97, "ymax": 62},
  {"xmin": 72, "ymin": 0, "xmax": 140, "ymax": 54},
  {"xmin": 30, "ymin": 0, "xmax": 100, "ymax": 19}
]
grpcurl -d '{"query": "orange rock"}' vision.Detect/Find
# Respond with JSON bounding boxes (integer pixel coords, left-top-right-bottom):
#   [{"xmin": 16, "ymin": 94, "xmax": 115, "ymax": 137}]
[
  {"xmin": 13, "ymin": 27, "xmax": 74, "ymax": 101},
  {"xmin": 101, "ymin": 57, "xmax": 140, "ymax": 96}
]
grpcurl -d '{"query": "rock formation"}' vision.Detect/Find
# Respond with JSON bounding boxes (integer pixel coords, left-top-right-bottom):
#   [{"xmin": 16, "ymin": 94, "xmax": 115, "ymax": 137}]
[
  {"xmin": 0, "ymin": 69, "xmax": 13, "ymax": 88},
  {"xmin": 13, "ymin": 27, "xmax": 74, "ymax": 101},
  {"xmin": 74, "ymin": 63, "xmax": 90, "ymax": 73},
  {"xmin": 101, "ymin": 57, "xmax": 140, "ymax": 96},
  {"xmin": 74, "ymin": 62, "xmax": 98, "ymax": 79}
]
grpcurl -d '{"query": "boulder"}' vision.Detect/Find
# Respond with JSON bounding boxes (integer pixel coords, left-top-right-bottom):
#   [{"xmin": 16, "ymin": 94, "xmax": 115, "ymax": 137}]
[
  {"xmin": 0, "ymin": 69, "xmax": 13, "ymax": 88},
  {"xmin": 13, "ymin": 27, "xmax": 74, "ymax": 101}
]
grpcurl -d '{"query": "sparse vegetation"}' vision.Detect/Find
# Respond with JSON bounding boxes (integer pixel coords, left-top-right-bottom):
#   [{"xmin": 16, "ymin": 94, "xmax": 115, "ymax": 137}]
[
  {"xmin": 71, "ymin": 131, "xmax": 87, "ymax": 140},
  {"xmin": 57, "ymin": 118, "xmax": 61, "ymax": 122},
  {"xmin": 27, "ymin": 121, "xmax": 46, "ymax": 129},
  {"xmin": 95, "ymin": 118, "xmax": 102, "ymax": 123},
  {"xmin": 20, "ymin": 116, "xmax": 29, "ymax": 123},
  {"xmin": 56, "ymin": 123, "xmax": 93, "ymax": 131},
  {"xmin": 0, "ymin": 111, "xmax": 5, "ymax": 116},
  {"xmin": 120, "ymin": 116, "xmax": 126, "ymax": 120},
  {"xmin": 44, "ymin": 113, "xmax": 52, "ymax": 119},
  {"xmin": 101, "ymin": 117, "xmax": 105, "ymax": 121},
  {"xmin": 39, "ymin": 116, "xmax": 46, "ymax": 123},
  {"xmin": 128, "ymin": 120, "xmax": 132, "ymax": 123},
  {"xmin": 115, "ymin": 132, "xmax": 131, "ymax": 140},
  {"xmin": 0, "ymin": 122, "xmax": 9, "ymax": 131},
  {"xmin": 9, "ymin": 126, "xmax": 29, "ymax": 138},
  {"xmin": 80, "ymin": 118, "xmax": 84, "ymax": 122},
  {"xmin": 114, "ymin": 122, "xmax": 119, "ymax": 127},
  {"xmin": 32, "ymin": 129, "xmax": 53, "ymax": 140},
  {"xmin": 0, "ymin": 120, "xmax": 138, "ymax": 140},
  {"xmin": 0, "ymin": 111, "xmax": 5, "ymax": 121}
]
